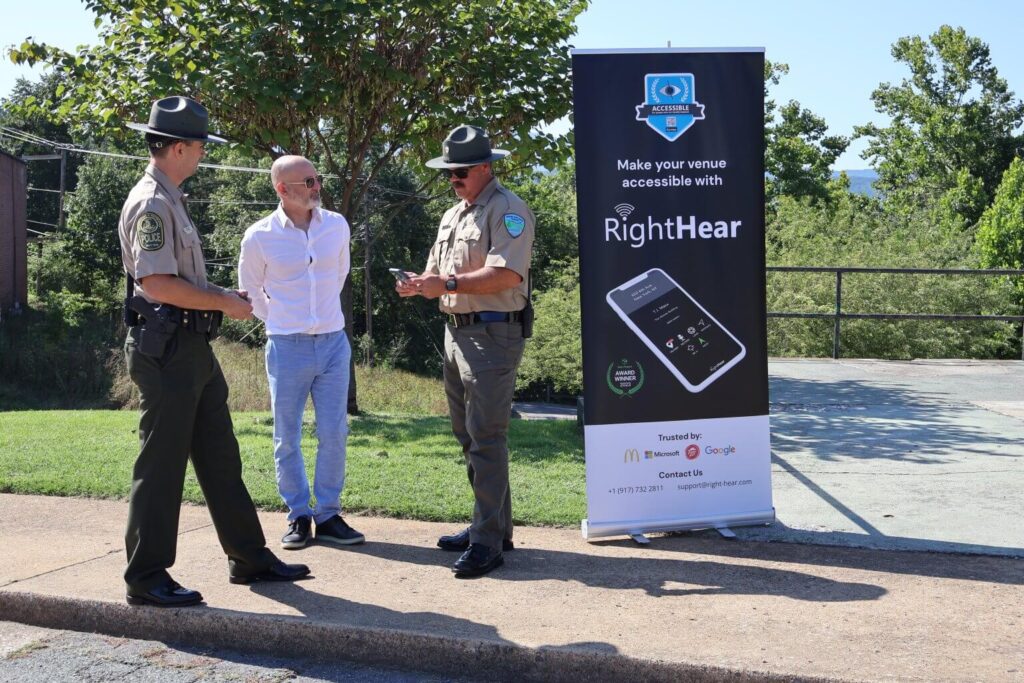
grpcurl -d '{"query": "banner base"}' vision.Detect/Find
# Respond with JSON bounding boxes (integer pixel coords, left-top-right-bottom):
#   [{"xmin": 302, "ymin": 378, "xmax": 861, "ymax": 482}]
[{"xmin": 581, "ymin": 508, "xmax": 775, "ymax": 541}]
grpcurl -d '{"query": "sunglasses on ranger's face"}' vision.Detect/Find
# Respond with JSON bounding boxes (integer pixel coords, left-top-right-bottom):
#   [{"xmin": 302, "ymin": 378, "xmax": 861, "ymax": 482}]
[
  {"xmin": 440, "ymin": 166, "xmax": 476, "ymax": 180},
  {"xmin": 285, "ymin": 175, "xmax": 324, "ymax": 189}
]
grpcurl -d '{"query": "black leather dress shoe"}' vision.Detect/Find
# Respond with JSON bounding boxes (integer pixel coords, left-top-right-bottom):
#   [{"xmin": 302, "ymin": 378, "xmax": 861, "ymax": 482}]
[
  {"xmin": 437, "ymin": 527, "xmax": 514, "ymax": 552},
  {"xmin": 126, "ymin": 580, "xmax": 203, "ymax": 607},
  {"xmin": 452, "ymin": 543, "xmax": 504, "ymax": 578},
  {"xmin": 229, "ymin": 559, "xmax": 311, "ymax": 585}
]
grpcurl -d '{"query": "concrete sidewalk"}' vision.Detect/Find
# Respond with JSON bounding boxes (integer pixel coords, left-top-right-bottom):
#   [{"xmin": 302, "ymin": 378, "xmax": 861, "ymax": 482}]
[
  {"xmin": 2, "ymin": 494, "xmax": 1022, "ymax": 682},
  {"xmin": 2, "ymin": 359, "xmax": 1023, "ymax": 681},
  {"xmin": 757, "ymin": 359, "xmax": 1024, "ymax": 557}
]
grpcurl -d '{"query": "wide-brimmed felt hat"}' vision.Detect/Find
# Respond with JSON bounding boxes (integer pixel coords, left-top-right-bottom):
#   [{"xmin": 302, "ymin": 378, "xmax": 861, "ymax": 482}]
[
  {"xmin": 126, "ymin": 96, "xmax": 227, "ymax": 143},
  {"xmin": 425, "ymin": 124, "xmax": 510, "ymax": 169}
]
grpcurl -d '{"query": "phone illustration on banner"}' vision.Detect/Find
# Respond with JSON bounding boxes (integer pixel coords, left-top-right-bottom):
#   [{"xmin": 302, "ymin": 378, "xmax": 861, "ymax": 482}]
[{"xmin": 606, "ymin": 268, "xmax": 745, "ymax": 392}]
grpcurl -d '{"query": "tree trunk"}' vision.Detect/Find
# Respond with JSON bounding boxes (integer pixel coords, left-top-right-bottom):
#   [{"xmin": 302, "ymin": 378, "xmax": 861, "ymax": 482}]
[{"xmin": 342, "ymin": 274, "xmax": 359, "ymax": 414}]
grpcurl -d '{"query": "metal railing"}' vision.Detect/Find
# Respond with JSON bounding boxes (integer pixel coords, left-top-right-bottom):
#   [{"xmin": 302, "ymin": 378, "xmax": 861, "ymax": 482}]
[{"xmin": 766, "ymin": 266, "xmax": 1024, "ymax": 360}]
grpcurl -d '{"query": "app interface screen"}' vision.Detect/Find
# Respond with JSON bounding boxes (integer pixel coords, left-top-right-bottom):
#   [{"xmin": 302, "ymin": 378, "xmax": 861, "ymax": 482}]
[{"xmin": 610, "ymin": 272, "xmax": 742, "ymax": 385}]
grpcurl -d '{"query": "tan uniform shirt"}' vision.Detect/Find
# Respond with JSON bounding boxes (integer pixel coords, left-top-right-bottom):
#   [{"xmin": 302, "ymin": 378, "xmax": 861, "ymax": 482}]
[
  {"xmin": 118, "ymin": 164, "xmax": 207, "ymax": 303},
  {"xmin": 425, "ymin": 177, "xmax": 535, "ymax": 314}
]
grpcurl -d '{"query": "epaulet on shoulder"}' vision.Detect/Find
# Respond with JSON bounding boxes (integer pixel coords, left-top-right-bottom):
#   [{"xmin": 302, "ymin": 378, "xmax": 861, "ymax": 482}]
[
  {"xmin": 132, "ymin": 191, "xmax": 168, "ymax": 210},
  {"xmin": 493, "ymin": 186, "xmax": 513, "ymax": 214}
]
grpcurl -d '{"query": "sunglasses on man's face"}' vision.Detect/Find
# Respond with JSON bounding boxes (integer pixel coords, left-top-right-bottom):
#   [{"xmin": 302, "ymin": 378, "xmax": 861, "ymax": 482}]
[
  {"xmin": 440, "ymin": 166, "xmax": 476, "ymax": 180},
  {"xmin": 285, "ymin": 175, "xmax": 324, "ymax": 189}
]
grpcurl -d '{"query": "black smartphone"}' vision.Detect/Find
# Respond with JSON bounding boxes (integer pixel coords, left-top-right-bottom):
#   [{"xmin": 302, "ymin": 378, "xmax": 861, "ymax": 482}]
[
  {"xmin": 388, "ymin": 268, "xmax": 410, "ymax": 282},
  {"xmin": 606, "ymin": 268, "xmax": 745, "ymax": 393}
]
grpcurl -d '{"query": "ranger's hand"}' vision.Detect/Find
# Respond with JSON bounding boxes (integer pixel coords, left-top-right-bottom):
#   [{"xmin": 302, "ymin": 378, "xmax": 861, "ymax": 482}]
[{"xmin": 222, "ymin": 291, "xmax": 254, "ymax": 320}]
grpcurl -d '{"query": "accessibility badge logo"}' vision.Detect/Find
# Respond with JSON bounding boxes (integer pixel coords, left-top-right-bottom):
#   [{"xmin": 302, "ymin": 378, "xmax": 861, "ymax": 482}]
[{"xmin": 635, "ymin": 73, "xmax": 705, "ymax": 142}]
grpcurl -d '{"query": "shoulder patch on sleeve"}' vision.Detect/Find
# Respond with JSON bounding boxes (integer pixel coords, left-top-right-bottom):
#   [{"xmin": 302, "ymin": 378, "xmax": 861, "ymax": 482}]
[
  {"xmin": 503, "ymin": 213, "xmax": 526, "ymax": 238},
  {"xmin": 136, "ymin": 212, "xmax": 165, "ymax": 251}
]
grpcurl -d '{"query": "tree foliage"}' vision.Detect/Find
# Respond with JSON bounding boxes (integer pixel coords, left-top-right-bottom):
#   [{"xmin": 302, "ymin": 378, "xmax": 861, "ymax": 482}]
[
  {"xmin": 503, "ymin": 160, "xmax": 579, "ymax": 291},
  {"xmin": 766, "ymin": 192, "xmax": 1019, "ymax": 359},
  {"xmin": 976, "ymin": 157, "xmax": 1024, "ymax": 298},
  {"xmin": 517, "ymin": 257, "xmax": 582, "ymax": 395},
  {"xmin": 764, "ymin": 60, "xmax": 848, "ymax": 207},
  {"xmin": 856, "ymin": 25, "xmax": 1024, "ymax": 226},
  {"xmin": 9, "ymin": 0, "xmax": 587, "ymax": 219},
  {"xmin": 0, "ymin": 75, "xmax": 85, "ymax": 231}
]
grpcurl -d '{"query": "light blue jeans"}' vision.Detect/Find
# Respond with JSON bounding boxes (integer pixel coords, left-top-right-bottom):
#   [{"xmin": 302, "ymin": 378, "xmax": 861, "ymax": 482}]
[{"xmin": 266, "ymin": 330, "xmax": 350, "ymax": 524}]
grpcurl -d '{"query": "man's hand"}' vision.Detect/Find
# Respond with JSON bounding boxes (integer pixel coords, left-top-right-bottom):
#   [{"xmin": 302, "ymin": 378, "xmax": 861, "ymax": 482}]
[
  {"xmin": 222, "ymin": 291, "xmax": 254, "ymax": 320},
  {"xmin": 401, "ymin": 273, "xmax": 444, "ymax": 299},
  {"xmin": 141, "ymin": 274, "xmax": 255, "ymax": 320}
]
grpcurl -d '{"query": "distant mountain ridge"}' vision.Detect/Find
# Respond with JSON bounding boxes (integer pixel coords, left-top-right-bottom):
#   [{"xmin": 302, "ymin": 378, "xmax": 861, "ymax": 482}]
[{"xmin": 833, "ymin": 169, "xmax": 879, "ymax": 197}]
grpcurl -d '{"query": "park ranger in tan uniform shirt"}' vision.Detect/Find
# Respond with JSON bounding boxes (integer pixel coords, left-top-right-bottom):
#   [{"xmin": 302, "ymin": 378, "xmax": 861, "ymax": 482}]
[
  {"xmin": 119, "ymin": 164, "xmax": 208, "ymax": 297},
  {"xmin": 118, "ymin": 96, "xmax": 308, "ymax": 608},
  {"xmin": 398, "ymin": 124, "xmax": 534, "ymax": 578}
]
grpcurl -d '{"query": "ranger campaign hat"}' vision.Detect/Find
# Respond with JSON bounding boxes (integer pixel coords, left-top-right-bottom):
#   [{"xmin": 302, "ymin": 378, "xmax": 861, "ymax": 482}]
[
  {"xmin": 425, "ymin": 124, "xmax": 510, "ymax": 169},
  {"xmin": 126, "ymin": 96, "xmax": 227, "ymax": 143}
]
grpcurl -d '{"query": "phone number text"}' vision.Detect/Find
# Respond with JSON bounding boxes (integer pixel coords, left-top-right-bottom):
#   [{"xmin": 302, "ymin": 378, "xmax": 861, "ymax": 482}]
[{"xmin": 607, "ymin": 485, "xmax": 665, "ymax": 495}]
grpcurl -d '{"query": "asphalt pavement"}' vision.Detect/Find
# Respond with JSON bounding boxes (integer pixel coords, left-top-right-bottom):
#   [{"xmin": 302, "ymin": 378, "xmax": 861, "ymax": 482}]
[{"xmin": 1, "ymin": 359, "xmax": 1022, "ymax": 682}]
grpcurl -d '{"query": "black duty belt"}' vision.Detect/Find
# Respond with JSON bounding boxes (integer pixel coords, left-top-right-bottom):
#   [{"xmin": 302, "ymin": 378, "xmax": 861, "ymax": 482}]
[
  {"xmin": 179, "ymin": 309, "xmax": 223, "ymax": 334},
  {"xmin": 137, "ymin": 306, "xmax": 222, "ymax": 334},
  {"xmin": 448, "ymin": 310, "xmax": 524, "ymax": 328}
]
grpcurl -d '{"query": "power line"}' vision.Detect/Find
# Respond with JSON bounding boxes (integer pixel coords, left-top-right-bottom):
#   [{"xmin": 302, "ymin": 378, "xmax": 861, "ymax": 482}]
[
  {"xmin": 186, "ymin": 198, "xmax": 277, "ymax": 205},
  {"xmin": 0, "ymin": 126, "xmax": 438, "ymax": 201}
]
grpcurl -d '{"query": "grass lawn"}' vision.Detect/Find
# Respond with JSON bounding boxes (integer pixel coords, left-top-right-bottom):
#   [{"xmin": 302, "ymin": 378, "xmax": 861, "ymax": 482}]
[{"xmin": 0, "ymin": 410, "xmax": 586, "ymax": 527}]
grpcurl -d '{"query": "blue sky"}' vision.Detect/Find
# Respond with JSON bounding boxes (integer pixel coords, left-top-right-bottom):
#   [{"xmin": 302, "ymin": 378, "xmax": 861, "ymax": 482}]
[{"xmin": 3, "ymin": 0, "xmax": 1022, "ymax": 169}]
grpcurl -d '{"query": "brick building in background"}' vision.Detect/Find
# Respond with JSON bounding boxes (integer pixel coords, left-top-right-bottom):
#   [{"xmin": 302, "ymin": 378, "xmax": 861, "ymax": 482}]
[{"xmin": 0, "ymin": 149, "xmax": 28, "ymax": 315}]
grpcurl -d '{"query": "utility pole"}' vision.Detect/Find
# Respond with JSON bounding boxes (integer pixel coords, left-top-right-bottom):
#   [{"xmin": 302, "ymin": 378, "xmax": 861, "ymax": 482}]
[
  {"xmin": 57, "ymin": 149, "xmax": 67, "ymax": 230},
  {"xmin": 363, "ymin": 218, "xmax": 373, "ymax": 367},
  {"xmin": 21, "ymin": 153, "xmax": 64, "ymax": 294}
]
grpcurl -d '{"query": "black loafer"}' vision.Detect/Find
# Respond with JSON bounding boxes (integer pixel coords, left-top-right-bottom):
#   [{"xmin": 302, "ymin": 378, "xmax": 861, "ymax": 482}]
[
  {"xmin": 126, "ymin": 580, "xmax": 203, "ymax": 607},
  {"xmin": 453, "ymin": 543, "xmax": 504, "ymax": 578},
  {"xmin": 437, "ymin": 527, "xmax": 514, "ymax": 552},
  {"xmin": 229, "ymin": 559, "xmax": 311, "ymax": 585}
]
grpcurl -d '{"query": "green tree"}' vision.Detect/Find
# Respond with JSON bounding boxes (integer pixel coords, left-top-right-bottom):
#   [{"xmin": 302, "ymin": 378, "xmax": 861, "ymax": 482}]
[
  {"xmin": 764, "ymin": 60, "xmax": 848, "ymax": 206},
  {"xmin": 26, "ymin": 154, "xmax": 138, "ymax": 306},
  {"xmin": 10, "ymin": 0, "xmax": 587, "ymax": 406},
  {"xmin": 766, "ymin": 192, "xmax": 1019, "ymax": 359},
  {"xmin": 503, "ymin": 161, "xmax": 578, "ymax": 291},
  {"xmin": 976, "ymin": 157, "xmax": 1024, "ymax": 300},
  {"xmin": 0, "ymin": 75, "xmax": 85, "ymax": 233},
  {"xmin": 10, "ymin": 0, "xmax": 585, "ymax": 218},
  {"xmin": 517, "ymin": 257, "xmax": 582, "ymax": 396},
  {"xmin": 856, "ymin": 26, "xmax": 1024, "ymax": 226}
]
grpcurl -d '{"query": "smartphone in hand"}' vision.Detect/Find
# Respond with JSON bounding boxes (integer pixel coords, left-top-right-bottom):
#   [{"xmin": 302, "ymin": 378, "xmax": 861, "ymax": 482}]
[{"xmin": 389, "ymin": 267, "xmax": 410, "ymax": 282}]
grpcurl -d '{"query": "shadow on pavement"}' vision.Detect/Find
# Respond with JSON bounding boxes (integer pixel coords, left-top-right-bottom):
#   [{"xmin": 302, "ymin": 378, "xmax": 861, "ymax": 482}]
[
  {"xmin": 769, "ymin": 376, "xmax": 1023, "ymax": 464},
  {"xmin": 340, "ymin": 540, "xmax": 887, "ymax": 602},
  {"xmin": 597, "ymin": 532, "xmax": 1024, "ymax": 586},
  {"xmin": 235, "ymin": 579, "xmax": 520, "ymax": 645}
]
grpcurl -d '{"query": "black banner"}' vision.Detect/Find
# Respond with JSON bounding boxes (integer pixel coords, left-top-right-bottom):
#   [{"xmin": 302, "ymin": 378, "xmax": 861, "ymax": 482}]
[{"xmin": 574, "ymin": 49, "xmax": 768, "ymax": 426}]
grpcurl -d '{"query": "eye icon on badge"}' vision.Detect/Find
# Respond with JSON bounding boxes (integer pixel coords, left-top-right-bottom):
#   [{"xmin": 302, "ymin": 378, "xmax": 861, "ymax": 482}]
[{"xmin": 665, "ymin": 338, "xmax": 675, "ymax": 350}]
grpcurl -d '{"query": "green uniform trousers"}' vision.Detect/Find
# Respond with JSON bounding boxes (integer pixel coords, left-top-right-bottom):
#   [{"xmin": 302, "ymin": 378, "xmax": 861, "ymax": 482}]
[
  {"xmin": 443, "ymin": 320, "xmax": 525, "ymax": 550},
  {"xmin": 124, "ymin": 326, "xmax": 274, "ymax": 592}
]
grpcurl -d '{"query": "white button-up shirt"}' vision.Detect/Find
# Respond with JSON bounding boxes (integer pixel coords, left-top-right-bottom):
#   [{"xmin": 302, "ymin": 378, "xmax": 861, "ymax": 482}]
[{"xmin": 238, "ymin": 205, "xmax": 350, "ymax": 336}]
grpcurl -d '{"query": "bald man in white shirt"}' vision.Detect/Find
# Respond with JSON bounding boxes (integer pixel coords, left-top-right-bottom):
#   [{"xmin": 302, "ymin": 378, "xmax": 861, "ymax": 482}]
[{"xmin": 239, "ymin": 156, "xmax": 364, "ymax": 550}]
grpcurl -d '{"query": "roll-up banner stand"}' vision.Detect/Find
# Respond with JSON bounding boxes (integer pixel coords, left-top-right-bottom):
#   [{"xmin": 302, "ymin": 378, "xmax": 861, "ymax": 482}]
[{"xmin": 572, "ymin": 48, "xmax": 773, "ymax": 541}]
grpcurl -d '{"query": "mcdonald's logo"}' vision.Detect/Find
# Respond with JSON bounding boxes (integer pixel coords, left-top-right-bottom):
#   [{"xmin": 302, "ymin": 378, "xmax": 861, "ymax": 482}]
[{"xmin": 624, "ymin": 448, "xmax": 641, "ymax": 463}]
